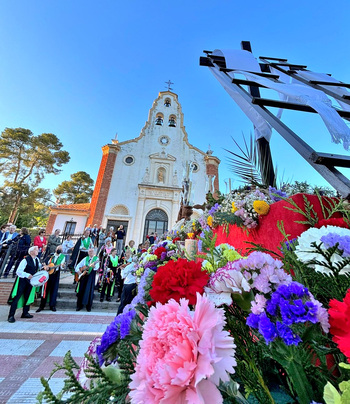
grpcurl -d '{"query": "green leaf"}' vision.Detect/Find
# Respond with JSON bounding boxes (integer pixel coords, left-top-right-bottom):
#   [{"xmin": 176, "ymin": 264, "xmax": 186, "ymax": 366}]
[{"xmin": 323, "ymin": 382, "xmax": 342, "ymax": 404}]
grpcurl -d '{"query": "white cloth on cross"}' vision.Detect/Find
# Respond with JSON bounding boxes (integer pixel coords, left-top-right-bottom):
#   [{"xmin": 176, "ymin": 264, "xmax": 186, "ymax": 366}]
[
  {"xmin": 295, "ymin": 70, "xmax": 350, "ymax": 112},
  {"xmin": 212, "ymin": 49, "xmax": 350, "ymax": 150}
]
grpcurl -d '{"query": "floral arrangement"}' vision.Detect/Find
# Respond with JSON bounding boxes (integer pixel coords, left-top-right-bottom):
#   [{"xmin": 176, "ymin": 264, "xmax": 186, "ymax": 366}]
[
  {"xmin": 40, "ymin": 209, "xmax": 350, "ymax": 404},
  {"xmin": 135, "ymin": 239, "xmax": 182, "ymax": 276}
]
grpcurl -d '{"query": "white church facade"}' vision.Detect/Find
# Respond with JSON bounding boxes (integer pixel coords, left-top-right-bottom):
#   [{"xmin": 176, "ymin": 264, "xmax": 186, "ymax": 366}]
[{"xmin": 47, "ymin": 91, "xmax": 220, "ymax": 244}]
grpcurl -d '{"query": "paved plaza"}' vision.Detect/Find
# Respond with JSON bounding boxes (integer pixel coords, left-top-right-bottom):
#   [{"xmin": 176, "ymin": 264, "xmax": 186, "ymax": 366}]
[{"xmin": 0, "ymin": 305, "xmax": 115, "ymax": 403}]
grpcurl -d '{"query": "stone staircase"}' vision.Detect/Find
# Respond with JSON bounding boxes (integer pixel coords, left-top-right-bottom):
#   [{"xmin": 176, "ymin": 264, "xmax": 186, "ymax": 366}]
[{"xmin": 33, "ymin": 274, "xmax": 120, "ymax": 312}]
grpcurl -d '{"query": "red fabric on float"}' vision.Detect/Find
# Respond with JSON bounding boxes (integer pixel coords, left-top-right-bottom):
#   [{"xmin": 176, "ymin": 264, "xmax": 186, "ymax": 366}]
[{"xmin": 213, "ymin": 193, "xmax": 343, "ymax": 255}]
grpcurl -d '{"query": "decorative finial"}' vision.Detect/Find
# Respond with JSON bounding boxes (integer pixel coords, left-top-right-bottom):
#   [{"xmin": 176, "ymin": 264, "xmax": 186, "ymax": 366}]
[
  {"xmin": 165, "ymin": 80, "xmax": 174, "ymax": 91},
  {"xmin": 207, "ymin": 144, "xmax": 213, "ymax": 155}
]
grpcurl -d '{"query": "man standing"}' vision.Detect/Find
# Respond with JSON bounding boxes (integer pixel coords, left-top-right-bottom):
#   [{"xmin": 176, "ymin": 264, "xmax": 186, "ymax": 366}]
[
  {"xmin": 69, "ymin": 229, "xmax": 94, "ymax": 284},
  {"xmin": 91, "ymin": 224, "xmax": 98, "ymax": 245},
  {"xmin": 8, "ymin": 246, "xmax": 42, "ymax": 323},
  {"xmin": 116, "ymin": 225, "xmax": 126, "ymax": 256},
  {"xmin": 75, "ymin": 248, "xmax": 99, "ymax": 312},
  {"xmin": 45, "ymin": 229, "xmax": 61, "ymax": 259},
  {"xmin": 36, "ymin": 245, "xmax": 65, "ymax": 312},
  {"xmin": 117, "ymin": 253, "xmax": 136, "ymax": 315}
]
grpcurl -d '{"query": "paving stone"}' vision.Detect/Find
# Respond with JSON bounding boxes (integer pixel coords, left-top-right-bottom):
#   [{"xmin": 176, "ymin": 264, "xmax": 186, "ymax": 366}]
[
  {"xmin": 7, "ymin": 377, "xmax": 69, "ymax": 403},
  {"xmin": 49, "ymin": 340, "xmax": 93, "ymax": 357},
  {"xmin": 0, "ymin": 339, "xmax": 45, "ymax": 356}
]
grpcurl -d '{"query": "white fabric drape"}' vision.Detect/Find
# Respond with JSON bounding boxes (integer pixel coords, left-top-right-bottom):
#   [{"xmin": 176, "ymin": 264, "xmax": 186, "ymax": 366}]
[
  {"xmin": 295, "ymin": 70, "xmax": 350, "ymax": 112},
  {"xmin": 211, "ymin": 49, "xmax": 350, "ymax": 150},
  {"xmin": 209, "ymin": 66, "xmax": 272, "ymax": 141}
]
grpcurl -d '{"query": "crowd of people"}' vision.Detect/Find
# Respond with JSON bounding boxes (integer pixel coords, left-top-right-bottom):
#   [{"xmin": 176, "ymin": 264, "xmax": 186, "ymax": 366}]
[{"xmin": 3, "ymin": 222, "xmax": 161, "ymax": 323}]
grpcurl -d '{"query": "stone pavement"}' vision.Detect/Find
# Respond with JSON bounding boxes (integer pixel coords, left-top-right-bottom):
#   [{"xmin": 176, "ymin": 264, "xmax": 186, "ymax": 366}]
[{"xmin": 0, "ymin": 303, "xmax": 116, "ymax": 403}]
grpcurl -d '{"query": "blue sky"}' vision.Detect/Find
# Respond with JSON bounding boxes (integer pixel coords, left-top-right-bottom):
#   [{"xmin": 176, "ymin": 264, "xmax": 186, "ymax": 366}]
[{"xmin": 0, "ymin": 0, "xmax": 349, "ymax": 198}]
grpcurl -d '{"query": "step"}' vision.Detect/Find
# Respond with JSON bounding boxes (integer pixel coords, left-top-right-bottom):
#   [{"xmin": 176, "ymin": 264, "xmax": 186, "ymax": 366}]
[{"xmin": 33, "ymin": 297, "xmax": 120, "ymax": 311}]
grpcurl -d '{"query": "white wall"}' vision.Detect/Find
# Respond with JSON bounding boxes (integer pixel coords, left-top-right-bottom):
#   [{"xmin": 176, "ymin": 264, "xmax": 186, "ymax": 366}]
[{"xmin": 53, "ymin": 214, "xmax": 87, "ymax": 234}]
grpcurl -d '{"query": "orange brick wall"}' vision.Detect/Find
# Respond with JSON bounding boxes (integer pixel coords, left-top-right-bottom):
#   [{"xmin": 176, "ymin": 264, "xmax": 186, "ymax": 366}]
[
  {"xmin": 45, "ymin": 213, "xmax": 57, "ymax": 234},
  {"xmin": 88, "ymin": 144, "xmax": 119, "ymax": 226}
]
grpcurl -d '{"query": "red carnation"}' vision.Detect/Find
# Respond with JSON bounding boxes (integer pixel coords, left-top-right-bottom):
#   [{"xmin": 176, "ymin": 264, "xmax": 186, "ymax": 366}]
[
  {"xmin": 150, "ymin": 258, "xmax": 209, "ymax": 305},
  {"xmin": 329, "ymin": 289, "xmax": 350, "ymax": 362},
  {"xmin": 154, "ymin": 246, "xmax": 167, "ymax": 259},
  {"xmin": 173, "ymin": 237, "xmax": 181, "ymax": 242},
  {"xmin": 315, "ymin": 218, "xmax": 349, "ymax": 229}
]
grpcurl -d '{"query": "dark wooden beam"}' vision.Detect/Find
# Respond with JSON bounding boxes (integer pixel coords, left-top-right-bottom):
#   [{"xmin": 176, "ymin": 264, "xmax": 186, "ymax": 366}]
[
  {"xmin": 199, "ymin": 56, "xmax": 214, "ymax": 67},
  {"xmin": 241, "ymin": 41, "xmax": 275, "ymax": 187},
  {"xmin": 231, "ymin": 78, "xmax": 268, "ymax": 88},
  {"xmin": 311, "ymin": 152, "xmax": 350, "ymax": 168},
  {"xmin": 259, "ymin": 56, "xmax": 288, "ymax": 62},
  {"xmin": 270, "ymin": 62, "xmax": 308, "ymax": 69},
  {"xmin": 221, "ymin": 68, "xmax": 279, "ymax": 79},
  {"xmin": 309, "ymin": 80, "xmax": 350, "ymax": 88},
  {"xmin": 251, "ymin": 97, "xmax": 350, "ymax": 118}
]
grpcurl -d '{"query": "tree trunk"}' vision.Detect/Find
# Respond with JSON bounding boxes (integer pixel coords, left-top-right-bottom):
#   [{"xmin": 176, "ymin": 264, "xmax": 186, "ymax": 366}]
[{"xmin": 8, "ymin": 193, "xmax": 22, "ymax": 223}]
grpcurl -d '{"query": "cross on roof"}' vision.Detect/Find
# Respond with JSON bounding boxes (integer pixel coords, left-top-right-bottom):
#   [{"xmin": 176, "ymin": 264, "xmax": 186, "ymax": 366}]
[{"xmin": 165, "ymin": 80, "xmax": 174, "ymax": 91}]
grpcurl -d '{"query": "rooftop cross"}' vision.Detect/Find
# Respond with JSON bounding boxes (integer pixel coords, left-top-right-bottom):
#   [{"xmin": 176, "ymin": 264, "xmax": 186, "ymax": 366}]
[{"xmin": 165, "ymin": 80, "xmax": 174, "ymax": 91}]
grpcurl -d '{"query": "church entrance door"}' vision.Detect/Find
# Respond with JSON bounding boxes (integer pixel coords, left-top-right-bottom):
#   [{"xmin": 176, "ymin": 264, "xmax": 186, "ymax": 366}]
[
  {"xmin": 106, "ymin": 220, "xmax": 128, "ymax": 240},
  {"xmin": 143, "ymin": 209, "xmax": 168, "ymax": 241}
]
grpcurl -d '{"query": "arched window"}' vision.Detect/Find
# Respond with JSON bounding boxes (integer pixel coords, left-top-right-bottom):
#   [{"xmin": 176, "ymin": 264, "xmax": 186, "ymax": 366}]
[
  {"xmin": 143, "ymin": 209, "xmax": 168, "ymax": 241},
  {"xmin": 168, "ymin": 115, "xmax": 176, "ymax": 127},
  {"xmin": 110, "ymin": 205, "xmax": 129, "ymax": 215},
  {"xmin": 164, "ymin": 98, "xmax": 171, "ymax": 107},
  {"xmin": 155, "ymin": 113, "xmax": 163, "ymax": 126}
]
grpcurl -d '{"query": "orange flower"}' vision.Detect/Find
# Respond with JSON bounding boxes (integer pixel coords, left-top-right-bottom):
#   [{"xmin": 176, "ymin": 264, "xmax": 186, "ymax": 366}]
[{"xmin": 253, "ymin": 200, "xmax": 270, "ymax": 215}]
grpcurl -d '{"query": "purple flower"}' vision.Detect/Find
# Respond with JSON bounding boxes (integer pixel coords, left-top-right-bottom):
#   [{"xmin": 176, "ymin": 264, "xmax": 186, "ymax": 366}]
[
  {"xmin": 269, "ymin": 186, "xmax": 287, "ymax": 202},
  {"xmin": 247, "ymin": 282, "xmax": 322, "ymax": 346},
  {"xmin": 246, "ymin": 313, "xmax": 260, "ymax": 328},
  {"xmin": 282, "ymin": 238, "xmax": 298, "ymax": 252},
  {"xmin": 321, "ymin": 233, "xmax": 350, "ymax": 257},
  {"xmin": 160, "ymin": 252, "xmax": 167, "ymax": 260},
  {"xmin": 208, "ymin": 203, "xmax": 220, "ymax": 215},
  {"xmin": 276, "ymin": 322, "xmax": 301, "ymax": 346},
  {"xmin": 258, "ymin": 313, "xmax": 278, "ymax": 344},
  {"xmin": 97, "ymin": 309, "xmax": 136, "ymax": 365}
]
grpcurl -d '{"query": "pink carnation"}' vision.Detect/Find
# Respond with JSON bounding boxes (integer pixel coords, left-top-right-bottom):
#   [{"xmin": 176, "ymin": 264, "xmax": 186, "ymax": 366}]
[{"xmin": 129, "ymin": 293, "xmax": 236, "ymax": 404}]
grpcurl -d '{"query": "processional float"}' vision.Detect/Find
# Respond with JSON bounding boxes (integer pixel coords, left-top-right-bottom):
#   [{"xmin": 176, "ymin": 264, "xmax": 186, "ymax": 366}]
[{"xmin": 200, "ymin": 41, "xmax": 350, "ymax": 198}]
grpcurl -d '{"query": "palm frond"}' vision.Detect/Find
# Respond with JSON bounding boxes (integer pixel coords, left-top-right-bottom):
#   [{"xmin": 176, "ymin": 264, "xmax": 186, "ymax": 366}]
[{"xmin": 225, "ymin": 132, "xmax": 276, "ymax": 187}]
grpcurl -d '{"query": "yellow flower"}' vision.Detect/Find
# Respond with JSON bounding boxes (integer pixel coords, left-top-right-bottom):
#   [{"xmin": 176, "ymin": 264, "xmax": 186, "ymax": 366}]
[
  {"xmin": 187, "ymin": 232, "xmax": 194, "ymax": 239},
  {"xmin": 207, "ymin": 215, "xmax": 213, "ymax": 227},
  {"xmin": 253, "ymin": 200, "xmax": 270, "ymax": 215},
  {"xmin": 192, "ymin": 221, "xmax": 196, "ymax": 230},
  {"xmin": 231, "ymin": 202, "xmax": 238, "ymax": 213}
]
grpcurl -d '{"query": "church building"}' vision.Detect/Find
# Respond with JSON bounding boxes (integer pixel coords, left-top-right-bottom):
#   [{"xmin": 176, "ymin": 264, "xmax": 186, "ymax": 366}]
[{"xmin": 46, "ymin": 91, "xmax": 220, "ymax": 244}]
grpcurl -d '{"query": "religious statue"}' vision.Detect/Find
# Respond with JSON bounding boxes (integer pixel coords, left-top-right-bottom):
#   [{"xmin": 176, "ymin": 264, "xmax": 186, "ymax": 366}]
[{"xmin": 157, "ymin": 169, "xmax": 164, "ymax": 183}]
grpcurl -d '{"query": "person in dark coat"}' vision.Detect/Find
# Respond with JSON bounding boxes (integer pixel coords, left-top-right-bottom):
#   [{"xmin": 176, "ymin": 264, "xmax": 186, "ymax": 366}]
[
  {"xmin": 36, "ymin": 245, "xmax": 66, "ymax": 312},
  {"xmin": 4, "ymin": 227, "xmax": 31, "ymax": 278},
  {"xmin": 75, "ymin": 248, "xmax": 99, "ymax": 312},
  {"xmin": 68, "ymin": 230, "xmax": 94, "ymax": 284},
  {"xmin": 7, "ymin": 246, "xmax": 43, "ymax": 323}
]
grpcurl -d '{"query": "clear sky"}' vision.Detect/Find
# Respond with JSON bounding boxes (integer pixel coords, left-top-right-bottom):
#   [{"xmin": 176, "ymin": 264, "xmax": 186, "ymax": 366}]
[{"xmin": 0, "ymin": 0, "xmax": 349, "ymax": 199}]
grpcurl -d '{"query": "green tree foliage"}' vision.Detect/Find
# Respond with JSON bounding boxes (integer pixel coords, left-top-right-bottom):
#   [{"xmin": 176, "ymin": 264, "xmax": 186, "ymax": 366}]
[
  {"xmin": 0, "ymin": 127, "xmax": 70, "ymax": 222},
  {"xmin": 53, "ymin": 171, "xmax": 94, "ymax": 204}
]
